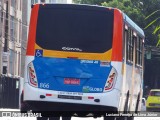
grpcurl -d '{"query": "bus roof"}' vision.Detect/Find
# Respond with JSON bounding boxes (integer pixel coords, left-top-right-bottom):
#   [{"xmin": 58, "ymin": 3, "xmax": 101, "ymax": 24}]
[
  {"xmin": 123, "ymin": 13, "xmax": 145, "ymax": 38},
  {"xmin": 32, "ymin": 4, "xmax": 144, "ymax": 38}
]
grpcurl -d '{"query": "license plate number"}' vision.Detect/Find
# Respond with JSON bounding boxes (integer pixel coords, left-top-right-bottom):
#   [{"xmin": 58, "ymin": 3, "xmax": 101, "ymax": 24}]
[
  {"xmin": 58, "ymin": 95, "xmax": 82, "ymax": 100},
  {"xmin": 64, "ymin": 78, "xmax": 80, "ymax": 85}
]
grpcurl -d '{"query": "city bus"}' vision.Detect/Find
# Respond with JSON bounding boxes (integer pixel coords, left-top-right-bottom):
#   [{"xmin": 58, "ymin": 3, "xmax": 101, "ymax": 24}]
[{"xmin": 20, "ymin": 3, "xmax": 145, "ymax": 120}]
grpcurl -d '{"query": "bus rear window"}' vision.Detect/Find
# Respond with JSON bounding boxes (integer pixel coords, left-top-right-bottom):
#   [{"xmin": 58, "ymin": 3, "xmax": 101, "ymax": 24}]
[{"xmin": 36, "ymin": 4, "xmax": 114, "ymax": 53}]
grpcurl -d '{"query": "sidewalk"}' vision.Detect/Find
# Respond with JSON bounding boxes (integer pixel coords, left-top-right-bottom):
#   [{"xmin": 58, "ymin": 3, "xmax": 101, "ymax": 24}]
[{"xmin": 0, "ymin": 108, "xmax": 19, "ymax": 111}]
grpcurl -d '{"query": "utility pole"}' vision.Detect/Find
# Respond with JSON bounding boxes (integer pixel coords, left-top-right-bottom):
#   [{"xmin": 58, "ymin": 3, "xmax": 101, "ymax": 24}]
[{"xmin": 3, "ymin": 1, "xmax": 9, "ymax": 74}]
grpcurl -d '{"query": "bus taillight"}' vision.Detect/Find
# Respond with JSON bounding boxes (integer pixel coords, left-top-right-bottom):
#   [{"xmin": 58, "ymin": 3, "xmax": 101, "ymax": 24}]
[
  {"xmin": 28, "ymin": 62, "xmax": 38, "ymax": 87},
  {"xmin": 103, "ymin": 68, "xmax": 117, "ymax": 92}
]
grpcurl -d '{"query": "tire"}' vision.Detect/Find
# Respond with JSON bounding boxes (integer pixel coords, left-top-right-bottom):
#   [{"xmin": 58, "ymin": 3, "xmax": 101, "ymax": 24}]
[
  {"xmin": 127, "ymin": 117, "xmax": 134, "ymax": 120},
  {"xmin": 61, "ymin": 117, "xmax": 72, "ymax": 120},
  {"xmin": 104, "ymin": 116, "xmax": 115, "ymax": 120},
  {"xmin": 119, "ymin": 92, "xmax": 134, "ymax": 120},
  {"xmin": 135, "ymin": 93, "xmax": 140, "ymax": 113},
  {"xmin": 37, "ymin": 117, "xmax": 48, "ymax": 120},
  {"xmin": 116, "ymin": 116, "xmax": 134, "ymax": 120},
  {"xmin": 124, "ymin": 92, "xmax": 129, "ymax": 113},
  {"xmin": 20, "ymin": 93, "xmax": 30, "ymax": 113}
]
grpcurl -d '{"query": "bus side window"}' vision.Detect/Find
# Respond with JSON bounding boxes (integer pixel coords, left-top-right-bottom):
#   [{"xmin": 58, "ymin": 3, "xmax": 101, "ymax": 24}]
[
  {"xmin": 136, "ymin": 36, "xmax": 143, "ymax": 66},
  {"xmin": 140, "ymin": 38, "xmax": 143, "ymax": 66},
  {"xmin": 127, "ymin": 27, "xmax": 134, "ymax": 63},
  {"xmin": 124, "ymin": 24, "xmax": 128, "ymax": 61}
]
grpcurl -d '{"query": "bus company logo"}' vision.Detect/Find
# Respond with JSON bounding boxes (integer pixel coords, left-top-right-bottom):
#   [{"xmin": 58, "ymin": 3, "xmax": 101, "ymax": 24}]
[
  {"xmin": 83, "ymin": 86, "xmax": 103, "ymax": 92},
  {"xmin": 62, "ymin": 47, "xmax": 82, "ymax": 52},
  {"xmin": 82, "ymin": 86, "xmax": 90, "ymax": 92},
  {"xmin": 35, "ymin": 49, "xmax": 43, "ymax": 57}
]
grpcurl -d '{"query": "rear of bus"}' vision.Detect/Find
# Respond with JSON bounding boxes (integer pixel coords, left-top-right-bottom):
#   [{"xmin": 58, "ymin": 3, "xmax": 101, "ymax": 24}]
[{"xmin": 21, "ymin": 4, "xmax": 123, "ymax": 115}]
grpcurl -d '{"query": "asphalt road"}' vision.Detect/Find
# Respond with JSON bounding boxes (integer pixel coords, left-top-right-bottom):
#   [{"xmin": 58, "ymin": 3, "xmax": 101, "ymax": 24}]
[{"xmin": 0, "ymin": 109, "xmax": 160, "ymax": 120}]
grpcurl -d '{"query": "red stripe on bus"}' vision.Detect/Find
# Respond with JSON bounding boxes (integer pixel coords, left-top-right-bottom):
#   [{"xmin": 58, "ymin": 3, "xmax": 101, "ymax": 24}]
[
  {"xmin": 26, "ymin": 5, "xmax": 40, "ymax": 56},
  {"xmin": 111, "ymin": 9, "xmax": 123, "ymax": 61}
]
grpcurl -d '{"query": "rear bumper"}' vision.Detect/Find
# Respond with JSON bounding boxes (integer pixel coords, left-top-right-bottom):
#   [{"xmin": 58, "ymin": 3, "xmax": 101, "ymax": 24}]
[
  {"xmin": 21, "ymin": 100, "xmax": 117, "ymax": 117},
  {"xmin": 24, "ymin": 83, "xmax": 120, "ymax": 109},
  {"xmin": 22, "ymin": 100, "xmax": 117, "ymax": 112}
]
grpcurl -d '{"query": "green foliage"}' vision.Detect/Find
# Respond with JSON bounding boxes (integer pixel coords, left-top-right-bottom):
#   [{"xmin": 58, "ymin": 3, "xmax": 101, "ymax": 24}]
[
  {"xmin": 73, "ymin": 0, "xmax": 111, "ymax": 5},
  {"xmin": 74, "ymin": 0, "xmax": 145, "ymax": 27},
  {"xmin": 140, "ymin": 0, "xmax": 160, "ymax": 46},
  {"xmin": 102, "ymin": 0, "xmax": 144, "ymax": 26},
  {"xmin": 145, "ymin": 10, "xmax": 160, "ymax": 46},
  {"xmin": 145, "ymin": 17, "xmax": 160, "ymax": 30},
  {"xmin": 153, "ymin": 26, "xmax": 160, "ymax": 35}
]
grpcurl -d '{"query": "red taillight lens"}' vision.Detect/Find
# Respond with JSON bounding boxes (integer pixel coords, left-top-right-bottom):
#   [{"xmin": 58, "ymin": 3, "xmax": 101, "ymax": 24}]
[
  {"xmin": 28, "ymin": 62, "xmax": 38, "ymax": 87},
  {"xmin": 103, "ymin": 68, "xmax": 117, "ymax": 92},
  {"xmin": 88, "ymin": 96, "xmax": 94, "ymax": 99}
]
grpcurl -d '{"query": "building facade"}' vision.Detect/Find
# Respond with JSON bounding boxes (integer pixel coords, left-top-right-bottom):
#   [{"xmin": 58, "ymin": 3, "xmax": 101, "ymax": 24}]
[
  {"xmin": 28, "ymin": 0, "xmax": 73, "ymax": 24},
  {"xmin": 0, "ymin": 0, "xmax": 22, "ymax": 78}
]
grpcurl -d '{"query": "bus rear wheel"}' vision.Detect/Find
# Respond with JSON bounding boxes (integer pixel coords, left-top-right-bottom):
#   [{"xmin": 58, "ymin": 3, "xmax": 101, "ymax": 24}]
[{"xmin": 104, "ymin": 116, "xmax": 115, "ymax": 120}]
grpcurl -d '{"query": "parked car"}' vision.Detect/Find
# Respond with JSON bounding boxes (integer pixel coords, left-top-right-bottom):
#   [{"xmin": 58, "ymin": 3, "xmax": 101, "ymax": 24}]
[
  {"xmin": 146, "ymin": 89, "xmax": 160, "ymax": 111},
  {"xmin": 141, "ymin": 98, "xmax": 146, "ymax": 111}
]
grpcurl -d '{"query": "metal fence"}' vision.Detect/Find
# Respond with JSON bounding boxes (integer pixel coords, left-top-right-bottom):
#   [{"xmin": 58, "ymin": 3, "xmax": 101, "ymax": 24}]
[{"xmin": 0, "ymin": 75, "xmax": 19, "ymax": 109}]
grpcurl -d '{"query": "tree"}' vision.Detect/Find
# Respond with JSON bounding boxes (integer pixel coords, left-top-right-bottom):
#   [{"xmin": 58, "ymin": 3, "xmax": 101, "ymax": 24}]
[
  {"xmin": 144, "ymin": 10, "xmax": 160, "ymax": 46},
  {"xmin": 73, "ymin": 0, "xmax": 111, "ymax": 5},
  {"xmin": 139, "ymin": 0, "xmax": 160, "ymax": 46},
  {"xmin": 102, "ymin": 0, "xmax": 144, "ymax": 27},
  {"xmin": 74, "ymin": 0, "xmax": 144, "ymax": 27}
]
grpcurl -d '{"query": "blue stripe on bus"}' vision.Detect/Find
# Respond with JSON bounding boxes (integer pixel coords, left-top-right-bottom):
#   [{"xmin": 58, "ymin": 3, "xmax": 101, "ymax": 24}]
[{"xmin": 32, "ymin": 57, "xmax": 112, "ymax": 93}]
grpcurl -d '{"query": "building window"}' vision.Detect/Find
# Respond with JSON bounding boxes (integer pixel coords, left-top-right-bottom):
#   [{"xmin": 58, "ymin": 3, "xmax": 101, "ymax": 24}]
[
  {"xmin": 50, "ymin": 0, "xmax": 56, "ymax": 3},
  {"xmin": 0, "ymin": 11, "xmax": 3, "ymax": 22},
  {"xmin": 20, "ymin": 0, "xmax": 22, "ymax": 11},
  {"xmin": 15, "ymin": 51, "xmax": 17, "ymax": 75},
  {"xmin": 9, "ymin": 49, "xmax": 15, "ymax": 75},
  {"xmin": 19, "ymin": 20, "xmax": 22, "ymax": 43},
  {"xmin": 35, "ymin": 0, "xmax": 39, "ymax": 3},
  {"xmin": 11, "ymin": 0, "xmax": 16, "ymax": 8},
  {"xmin": 10, "ymin": 16, "xmax": 18, "ymax": 42},
  {"xmin": 31, "ymin": 0, "xmax": 34, "ymax": 5},
  {"xmin": 10, "ymin": 16, "xmax": 14, "ymax": 41},
  {"xmin": 41, "ymin": 0, "xmax": 46, "ymax": 3},
  {"xmin": 18, "ymin": 52, "xmax": 21, "ymax": 76},
  {"xmin": 0, "ymin": 11, "xmax": 3, "ymax": 37}
]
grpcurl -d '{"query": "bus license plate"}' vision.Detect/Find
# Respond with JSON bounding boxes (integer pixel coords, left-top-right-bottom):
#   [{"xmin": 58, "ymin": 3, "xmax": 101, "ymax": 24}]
[
  {"xmin": 58, "ymin": 95, "xmax": 82, "ymax": 100},
  {"xmin": 64, "ymin": 78, "xmax": 80, "ymax": 85}
]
